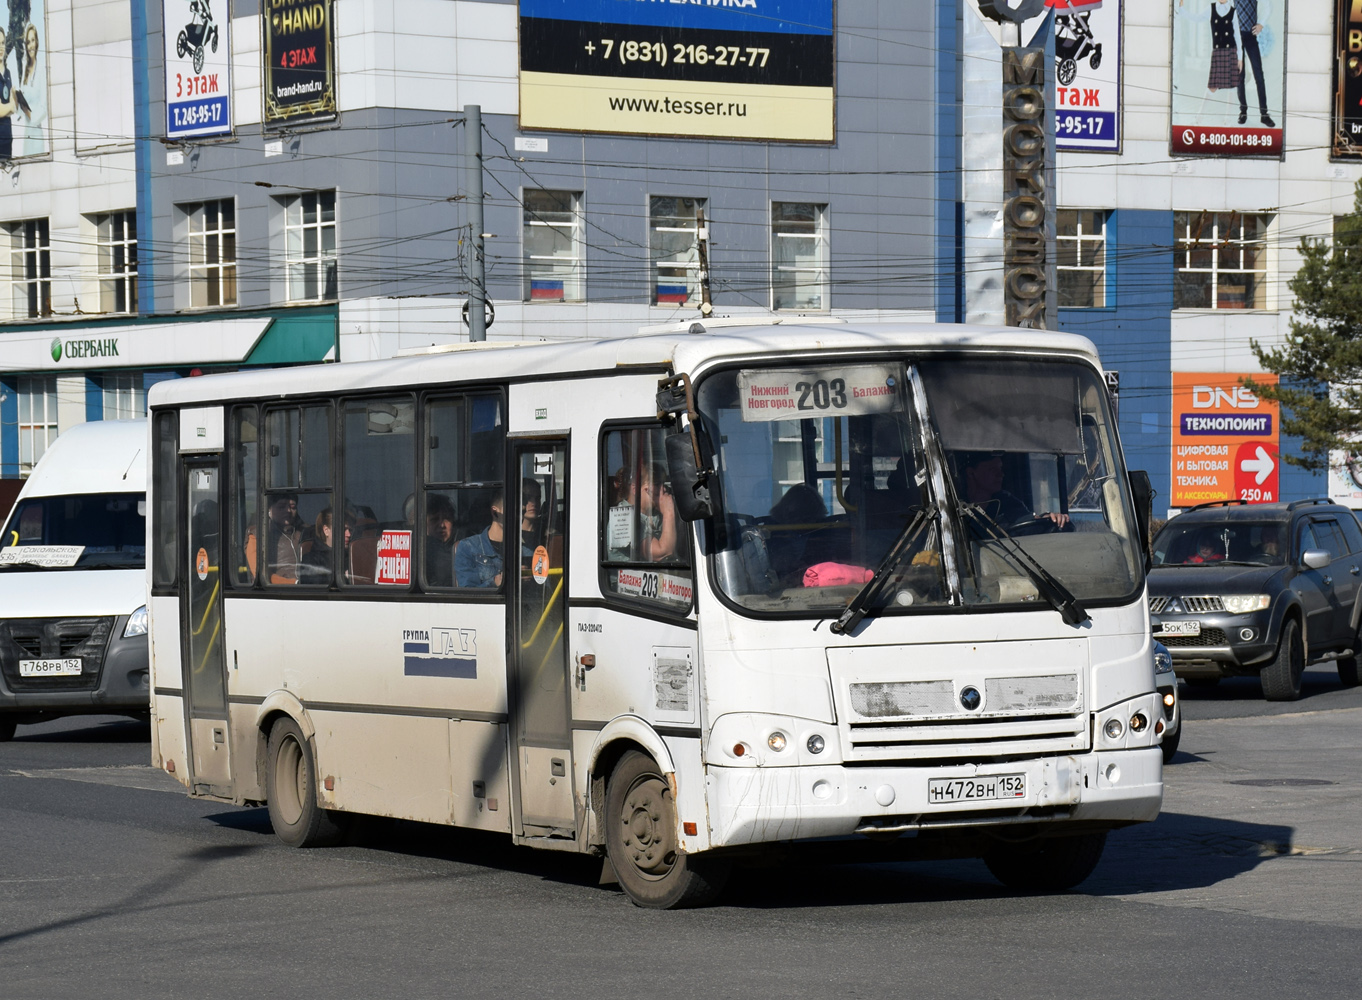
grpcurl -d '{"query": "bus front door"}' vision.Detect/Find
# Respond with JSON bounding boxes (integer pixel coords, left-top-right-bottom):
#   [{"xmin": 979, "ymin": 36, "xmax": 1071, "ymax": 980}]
[
  {"xmin": 508, "ymin": 439, "xmax": 575, "ymax": 838},
  {"xmin": 181, "ymin": 460, "xmax": 233, "ymax": 797}
]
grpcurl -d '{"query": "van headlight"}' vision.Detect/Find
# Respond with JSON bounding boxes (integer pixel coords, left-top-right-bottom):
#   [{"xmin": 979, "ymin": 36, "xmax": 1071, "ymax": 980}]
[
  {"xmin": 1221, "ymin": 594, "xmax": 1270, "ymax": 614},
  {"xmin": 123, "ymin": 605, "xmax": 148, "ymax": 638}
]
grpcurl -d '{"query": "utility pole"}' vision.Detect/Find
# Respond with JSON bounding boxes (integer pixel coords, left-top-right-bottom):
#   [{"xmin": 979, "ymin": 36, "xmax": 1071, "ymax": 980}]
[
  {"xmin": 696, "ymin": 208, "xmax": 714, "ymax": 318},
  {"xmin": 465, "ymin": 104, "xmax": 487, "ymax": 342}
]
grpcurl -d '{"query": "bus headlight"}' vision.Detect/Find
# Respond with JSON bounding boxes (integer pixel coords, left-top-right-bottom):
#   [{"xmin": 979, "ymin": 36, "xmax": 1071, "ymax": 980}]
[
  {"xmin": 806, "ymin": 734, "xmax": 826, "ymax": 754},
  {"xmin": 123, "ymin": 606, "xmax": 148, "ymax": 638},
  {"xmin": 1103, "ymin": 717, "xmax": 1125, "ymax": 741},
  {"xmin": 767, "ymin": 732, "xmax": 788, "ymax": 752}
]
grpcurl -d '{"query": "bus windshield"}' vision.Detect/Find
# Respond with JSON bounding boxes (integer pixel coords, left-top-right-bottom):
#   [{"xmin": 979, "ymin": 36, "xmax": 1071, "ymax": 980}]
[
  {"xmin": 0, "ymin": 493, "xmax": 147, "ymax": 570},
  {"xmin": 695, "ymin": 357, "xmax": 1142, "ymax": 617}
]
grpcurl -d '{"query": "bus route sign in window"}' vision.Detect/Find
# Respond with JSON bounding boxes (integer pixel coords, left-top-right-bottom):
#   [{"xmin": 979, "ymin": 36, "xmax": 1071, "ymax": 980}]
[{"xmin": 737, "ymin": 365, "xmax": 902, "ymax": 422}]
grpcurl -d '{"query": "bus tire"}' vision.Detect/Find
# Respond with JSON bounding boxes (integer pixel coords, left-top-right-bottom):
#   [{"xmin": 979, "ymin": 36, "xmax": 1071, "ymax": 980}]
[
  {"xmin": 0, "ymin": 716, "xmax": 16, "ymax": 741},
  {"xmin": 984, "ymin": 830, "xmax": 1107, "ymax": 892},
  {"xmin": 605, "ymin": 750, "xmax": 729, "ymax": 909},
  {"xmin": 1260, "ymin": 617, "xmax": 1304, "ymax": 701},
  {"xmin": 265, "ymin": 717, "xmax": 348, "ymax": 848}
]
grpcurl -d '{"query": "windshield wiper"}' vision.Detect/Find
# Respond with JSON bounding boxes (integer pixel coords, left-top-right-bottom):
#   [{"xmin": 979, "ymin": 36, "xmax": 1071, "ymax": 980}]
[
  {"xmin": 831, "ymin": 503, "xmax": 937, "ymax": 635},
  {"xmin": 959, "ymin": 503, "xmax": 1090, "ymax": 627}
]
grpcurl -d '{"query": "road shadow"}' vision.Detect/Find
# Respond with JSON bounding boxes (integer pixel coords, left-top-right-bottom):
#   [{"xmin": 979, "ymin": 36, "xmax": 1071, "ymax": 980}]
[
  {"xmin": 10, "ymin": 715, "xmax": 151, "ymax": 744},
  {"xmin": 1179, "ymin": 668, "xmax": 1344, "ymax": 703}
]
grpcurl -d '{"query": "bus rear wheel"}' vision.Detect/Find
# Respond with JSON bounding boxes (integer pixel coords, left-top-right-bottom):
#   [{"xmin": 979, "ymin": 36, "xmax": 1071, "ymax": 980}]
[
  {"xmin": 984, "ymin": 830, "xmax": 1107, "ymax": 891},
  {"xmin": 265, "ymin": 717, "xmax": 348, "ymax": 848},
  {"xmin": 605, "ymin": 750, "xmax": 729, "ymax": 909}
]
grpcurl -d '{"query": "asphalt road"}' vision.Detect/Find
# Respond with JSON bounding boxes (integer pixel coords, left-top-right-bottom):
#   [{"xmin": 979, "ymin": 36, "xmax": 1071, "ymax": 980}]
[{"xmin": 2, "ymin": 671, "xmax": 1359, "ymax": 1000}]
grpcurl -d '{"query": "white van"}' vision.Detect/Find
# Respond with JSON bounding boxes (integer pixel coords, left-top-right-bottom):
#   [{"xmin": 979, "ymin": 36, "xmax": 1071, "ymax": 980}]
[{"xmin": 0, "ymin": 420, "xmax": 149, "ymax": 740}]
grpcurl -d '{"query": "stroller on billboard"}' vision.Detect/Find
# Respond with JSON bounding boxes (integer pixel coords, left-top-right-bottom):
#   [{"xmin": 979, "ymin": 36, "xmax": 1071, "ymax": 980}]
[
  {"xmin": 176, "ymin": 0, "xmax": 220, "ymax": 75},
  {"xmin": 1050, "ymin": 0, "xmax": 1103, "ymax": 88}
]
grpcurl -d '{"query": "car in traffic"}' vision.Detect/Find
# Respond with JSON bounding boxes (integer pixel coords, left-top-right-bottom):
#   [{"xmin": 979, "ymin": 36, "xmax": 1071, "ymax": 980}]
[
  {"xmin": 0, "ymin": 420, "xmax": 149, "ymax": 741},
  {"xmin": 1148, "ymin": 498, "xmax": 1362, "ymax": 701},
  {"xmin": 1153, "ymin": 640, "xmax": 1180, "ymax": 763}
]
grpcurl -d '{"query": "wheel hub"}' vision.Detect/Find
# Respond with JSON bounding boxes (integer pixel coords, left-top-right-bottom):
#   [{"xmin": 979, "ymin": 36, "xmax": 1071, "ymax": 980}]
[{"xmin": 620, "ymin": 776, "xmax": 677, "ymax": 879}]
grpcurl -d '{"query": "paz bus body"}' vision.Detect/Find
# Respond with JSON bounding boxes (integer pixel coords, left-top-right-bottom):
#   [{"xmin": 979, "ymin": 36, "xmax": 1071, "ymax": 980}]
[{"xmin": 147, "ymin": 323, "xmax": 1162, "ymax": 907}]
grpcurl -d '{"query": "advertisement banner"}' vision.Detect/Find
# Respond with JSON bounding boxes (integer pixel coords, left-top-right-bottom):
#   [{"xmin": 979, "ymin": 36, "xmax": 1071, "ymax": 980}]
[
  {"xmin": 1333, "ymin": 0, "xmax": 1362, "ymax": 158},
  {"xmin": 163, "ymin": 0, "xmax": 232, "ymax": 139},
  {"xmin": 2, "ymin": 0, "xmax": 49, "ymax": 159},
  {"xmin": 1171, "ymin": 373, "xmax": 1280, "ymax": 508},
  {"xmin": 1170, "ymin": 0, "xmax": 1285, "ymax": 158},
  {"xmin": 518, "ymin": 0, "xmax": 834, "ymax": 142},
  {"xmin": 1329, "ymin": 449, "xmax": 1362, "ymax": 507},
  {"xmin": 263, "ymin": 0, "xmax": 336, "ymax": 127},
  {"xmin": 1054, "ymin": 0, "xmax": 1120, "ymax": 153}
]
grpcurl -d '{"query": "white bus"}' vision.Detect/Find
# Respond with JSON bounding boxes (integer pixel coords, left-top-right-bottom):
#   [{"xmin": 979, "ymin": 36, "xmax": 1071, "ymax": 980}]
[{"xmin": 147, "ymin": 323, "xmax": 1163, "ymax": 908}]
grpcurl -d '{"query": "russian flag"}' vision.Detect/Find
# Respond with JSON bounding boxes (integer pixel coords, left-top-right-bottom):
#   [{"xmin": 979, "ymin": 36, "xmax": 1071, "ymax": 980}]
[
  {"xmin": 656, "ymin": 284, "xmax": 690, "ymax": 304},
  {"xmin": 531, "ymin": 279, "xmax": 564, "ymax": 300}
]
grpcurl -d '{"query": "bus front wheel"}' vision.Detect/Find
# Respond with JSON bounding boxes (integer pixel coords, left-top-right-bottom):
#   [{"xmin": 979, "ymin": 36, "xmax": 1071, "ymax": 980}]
[
  {"xmin": 265, "ymin": 717, "xmax": 348, "ymax": 848},
  {"xmin": 605, "ymin": 750, "xmax": 729, "ymax": 909},
  {"xmin": 984, "ymin": 830, "xmax": 1107, "ymax": 891}
]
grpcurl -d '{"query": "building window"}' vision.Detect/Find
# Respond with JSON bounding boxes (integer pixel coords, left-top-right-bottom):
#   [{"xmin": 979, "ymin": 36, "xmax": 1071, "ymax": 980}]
[
  {"xmin": 6, "ymin": 219, "xmax": 52, "ymax": 319},
  {"xmin": 771, "ymin": 202, "xmax": 828, "ymax": 310},
  {"xmin": 650, "ymin": 196, "xmax": 705, "ymax": 306},
  {"xmin": 103, "ymin": 373, "xmax": 145, "ymax": 420},
  {"xmin": 523, "ymin": 190, "xmax": 583, "ymax": 302},
  {"xmin": 1057, "ymin": 210, "xmax": 1107, "ymax": 308},
  {"xmin": 282, "ymin": 190, "xmax": 337, "ymax": 302},
  {"xmin": 184, "ymin": 200, "xmax": 237, "ymax": 308},
  {"xmin": 1174, "ymin": 211, "xmax": 1271, "ymax": 309},
  {"xmin": 94, "ymin": 211, "xmax": 138, "ymax": 314},
  {"xmin": 17, "ymin": 375, "xmax": 58, "ymax": 475}
]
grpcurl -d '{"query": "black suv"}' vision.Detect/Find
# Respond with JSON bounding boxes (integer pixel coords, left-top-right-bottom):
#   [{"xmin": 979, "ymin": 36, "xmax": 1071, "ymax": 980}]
[{"xmin": 1149, "ymin": 499, "xmax": 1362, "ymax": 700}]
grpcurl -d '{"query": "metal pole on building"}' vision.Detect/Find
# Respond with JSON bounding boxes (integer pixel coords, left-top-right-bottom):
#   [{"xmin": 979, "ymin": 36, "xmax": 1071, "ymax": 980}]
[
  {"xmin": 465, "ymin": 105, "xmax": 487, "ymax": 343},
  {"xmin": 696, "ymin": 208, "xmax": 714, "ymax": 318}
]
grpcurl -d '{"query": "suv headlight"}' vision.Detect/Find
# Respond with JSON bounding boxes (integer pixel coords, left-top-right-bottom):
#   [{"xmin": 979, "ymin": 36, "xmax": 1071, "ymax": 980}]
[
  {"xmin": 1222, "ymin": 594, "xmax": 1270, "ymax": 614},
  {"xmin": 123, "ymin": 605, "xmax": 148, "ymax": 638}
]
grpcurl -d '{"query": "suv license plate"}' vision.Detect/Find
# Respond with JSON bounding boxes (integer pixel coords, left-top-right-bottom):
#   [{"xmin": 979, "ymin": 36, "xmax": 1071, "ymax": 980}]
[
  {"xmin": 928, "ymin": 774, "xmax": 1026, "ymax": 804},
  {"xmin": 19, "ymin": 658, "xmax": 83, "ymax": 677},
  {"xmin": 1157, "ymin": 621, "xmax": 1201, "ymax": 637}
]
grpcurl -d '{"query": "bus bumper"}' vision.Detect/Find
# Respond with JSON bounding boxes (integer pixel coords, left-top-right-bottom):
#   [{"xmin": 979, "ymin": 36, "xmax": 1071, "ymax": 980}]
[{"xmin": 704, "ymin": 747, "xmax": 1162, "ymax": 849}]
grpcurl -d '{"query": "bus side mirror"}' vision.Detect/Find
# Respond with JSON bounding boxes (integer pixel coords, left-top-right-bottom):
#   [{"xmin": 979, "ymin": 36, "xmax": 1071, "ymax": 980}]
[
  {"xmin": 1128, "ymin": 470, "xmax": 1153, "ymax": 566},
  {"xmin": 665, "ymin": 432, "xmax": 713, "ymax": 522}
]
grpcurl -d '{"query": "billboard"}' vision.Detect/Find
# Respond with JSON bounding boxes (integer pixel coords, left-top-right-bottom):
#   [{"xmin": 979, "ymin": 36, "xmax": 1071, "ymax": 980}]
[
  {"xmin": 263, "ymin": 0, "xmax": 336, "ymax": 128},
  {"xmin": 1171, "ymin": 373, "xmax": 1280, "ymax": 508},
  {"xmin": 1333, "ymin": 0, "xmax": 1362, "ymax": 158},
  {"xmin": 2, "ymin": 0, "xmax": 49, "ymax": 159},
  {"xmin": 1054, "ymin": 0, "xmax": 1121, "ymax": 153},
  {"xmin": 1170, "ymin": 0, "xmax": 1286, "ymax": 158},
  {"xmin": 164, "ymin": 0, "xmax": 232, "ymax": 139},
  {"xmin": 518, "ymin": 0, "xmax": 834, "ymax": 142}
]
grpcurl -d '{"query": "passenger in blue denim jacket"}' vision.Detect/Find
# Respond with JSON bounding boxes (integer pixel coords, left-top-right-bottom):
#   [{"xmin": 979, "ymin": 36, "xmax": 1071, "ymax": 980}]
[{"xmin": 455, "ymin": 490, "xmax": 505, "ymax": 588}]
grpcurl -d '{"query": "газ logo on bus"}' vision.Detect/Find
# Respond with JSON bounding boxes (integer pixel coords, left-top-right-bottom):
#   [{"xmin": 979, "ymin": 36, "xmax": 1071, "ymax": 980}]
[{"xmin": 402, "ymin": 627, "xmax": 477, "ymax": 678}]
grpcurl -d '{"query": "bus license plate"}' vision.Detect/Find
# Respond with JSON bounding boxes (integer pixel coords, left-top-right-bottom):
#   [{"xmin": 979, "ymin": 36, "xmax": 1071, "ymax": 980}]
[
  {"xmin": 928, "ymin": 774, "xmax": 1026, "ymax": 804},
  {"xmin": 1156, "ymin": 621, "xmax": 1200, "ymax": 637},
  {"xmin": 19, "ymin": 658, "xmax": 83, "ymax": 677}
]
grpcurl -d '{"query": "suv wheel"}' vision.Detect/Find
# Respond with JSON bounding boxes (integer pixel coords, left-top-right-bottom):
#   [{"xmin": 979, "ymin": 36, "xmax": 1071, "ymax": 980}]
[{"xmin": 1261, "ymin": 616, "xmax": 1304, "ymax": 701}]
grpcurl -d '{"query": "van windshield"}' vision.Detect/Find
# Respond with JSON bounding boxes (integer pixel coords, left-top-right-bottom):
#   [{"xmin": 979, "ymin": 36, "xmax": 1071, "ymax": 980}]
[{"xmin": 0, "ymin": 493, "xmax": 146, "ymax": 570}]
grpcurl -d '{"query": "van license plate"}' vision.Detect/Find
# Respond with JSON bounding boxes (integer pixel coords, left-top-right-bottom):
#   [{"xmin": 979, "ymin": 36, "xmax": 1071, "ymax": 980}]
[
  {"xmin": 1156, "ymin": 621, "xmax": 1201, "ymax": 637},
  {"xmin": 19, "ymin": 658, "xmax": 83, "ymax": 677},
  {"xmin": 928, "ymin": 774, "xmax": 1026, "ymax": 803}
]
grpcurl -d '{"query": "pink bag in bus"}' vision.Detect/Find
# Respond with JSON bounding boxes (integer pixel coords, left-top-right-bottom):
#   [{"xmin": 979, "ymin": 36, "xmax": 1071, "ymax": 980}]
[{"xmin": 803, "ymin": 562, "xmax": 874, "ymax": 588}]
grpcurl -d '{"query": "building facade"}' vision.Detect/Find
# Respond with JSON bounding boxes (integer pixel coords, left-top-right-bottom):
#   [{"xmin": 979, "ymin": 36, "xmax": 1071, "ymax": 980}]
[{"xmin": 0, "ymin": 0, "xmax": 1356, "ymax": 511}]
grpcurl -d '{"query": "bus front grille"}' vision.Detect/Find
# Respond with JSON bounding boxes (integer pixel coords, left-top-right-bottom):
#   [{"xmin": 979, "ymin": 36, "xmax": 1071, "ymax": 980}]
[{"xmin": 845, "ymin": 713, "xmax": 1089, "ymax": 761}]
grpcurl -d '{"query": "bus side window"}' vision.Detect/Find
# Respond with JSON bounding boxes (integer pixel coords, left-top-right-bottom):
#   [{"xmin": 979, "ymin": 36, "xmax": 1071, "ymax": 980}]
[
  {"xmin": 263, "ymin": 404, "xmax": 334, "ymax": 587},
  {"xmin": 600, "ymin": 424, "xmax": 692, "ymax": 610},
  {"xmin": 342, "ymin": 396, "xmax": 416, "ymax": 587},
  {"xmin": 152, "ymin": 409, "xmax": 178, "ymax": 591},
  {"xmin": 230, "ymin": 405, "xmax": 260, "ymax": 587},
  {"xmin": 425, "ymin": 393, "xmax": 505, "ymax": 592}
]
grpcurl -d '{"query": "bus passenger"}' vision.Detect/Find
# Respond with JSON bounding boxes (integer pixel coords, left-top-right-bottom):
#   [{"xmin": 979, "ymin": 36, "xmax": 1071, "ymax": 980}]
[
  {"xmin": 455, "ymin": 490, "xmax": 504, "ymax": 588},
  {"xmin": 425, "ymin": 494, "xmax": 457, "ymax": 587},
  {"xmin": 267, "ymin": 492, "xmax": 303, "ymax": 583},
  {"xmin": 300, "ymin": 508, "xmax": 346, "ymax": 584},
  {"xmin": 520, "ymin": 478, "xmax": 542, "ymax": 566},
  {"xmin": 608, "ymin": 463, "xmax": 677, "ymax": 562}
]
